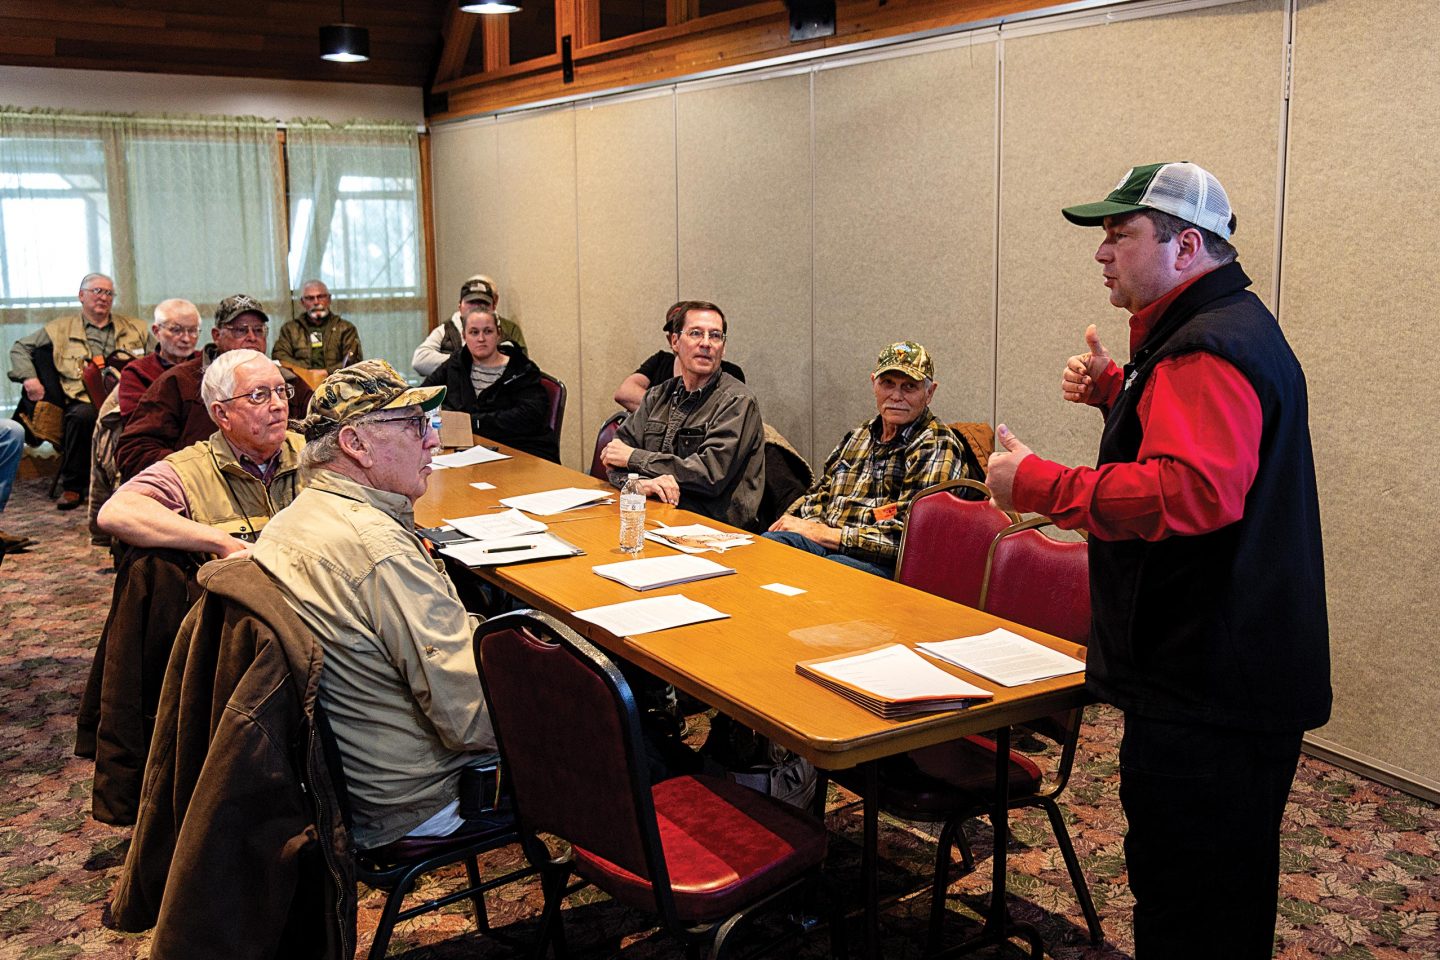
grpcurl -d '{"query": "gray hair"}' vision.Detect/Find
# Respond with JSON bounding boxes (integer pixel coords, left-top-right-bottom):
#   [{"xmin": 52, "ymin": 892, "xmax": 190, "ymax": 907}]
[
  {"xmin": 200, "ymin": 348, "xmax": 270, "ymax": 420},
  {"xmin": 301, "ymin": 279, "xmax": 329, "ymax": 295},
  {"xmin": 299, "ymin": 406, "xmax": 413, "ymax": 473},
  {"xmin": 79, "ymin": 272, "xmax": 112, "ymax": 291},
  {"xmin": 153, "ymin": 297, "xmax": 199, "ymax": 325}
]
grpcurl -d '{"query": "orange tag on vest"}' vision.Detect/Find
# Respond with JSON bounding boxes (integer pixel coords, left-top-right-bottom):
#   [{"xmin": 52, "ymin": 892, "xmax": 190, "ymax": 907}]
[{"xmin": 873, "ymin": 502, "xmax": 899, "ymax": 522}]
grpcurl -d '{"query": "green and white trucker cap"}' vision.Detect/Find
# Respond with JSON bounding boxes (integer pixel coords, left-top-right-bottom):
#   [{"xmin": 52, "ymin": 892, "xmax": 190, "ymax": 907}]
[{"xmin": 1062, "ymin": 162, "xmax": 1236, "ymax": 239}]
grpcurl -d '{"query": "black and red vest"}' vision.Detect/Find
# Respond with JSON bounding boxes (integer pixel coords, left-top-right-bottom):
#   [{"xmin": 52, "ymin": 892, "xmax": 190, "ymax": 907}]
[{"xmin": 1086, "ymin": 261, "xmax": 1331, "ymax": 732}]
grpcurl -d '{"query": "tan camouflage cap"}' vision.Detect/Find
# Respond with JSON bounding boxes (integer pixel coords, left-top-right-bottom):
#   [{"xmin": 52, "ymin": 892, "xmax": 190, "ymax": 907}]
[
  {"xmin": 873, "ymin": 340, "xmax": 934, "ymax": 381},
  {"xmin": 295, "ymin": 359, "xmax": 445, "ymax": 440}
]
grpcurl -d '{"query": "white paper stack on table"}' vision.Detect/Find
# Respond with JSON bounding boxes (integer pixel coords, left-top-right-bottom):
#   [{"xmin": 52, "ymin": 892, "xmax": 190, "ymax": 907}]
[
  {"xmin": 796, "ymin": 643, "xmax": 995, "ymax": 718},
  {"xmin": 572, "ymin": 595, "xmax": 729, "ymax": 636},
  {"xmin": 500, "ymin": 487, "xmax": 612, "ymax": 516},
  {"xmin": 431, "ymin": 445, "xmax": 511, "ymax": 468},
  {"xmin": 645, "ymin": 524, "xmax": 754, "ymax": 554},
  {"xmin": 592, "ymin": 554, "xmax": 735, "ymax": 591},
  {"xmin": 437, "ymin": 508, "xmax": 583, "ymax": 566},
  {"xmin": 917, "ymin": 628, "xmax": 1086, "ymax": 687}
]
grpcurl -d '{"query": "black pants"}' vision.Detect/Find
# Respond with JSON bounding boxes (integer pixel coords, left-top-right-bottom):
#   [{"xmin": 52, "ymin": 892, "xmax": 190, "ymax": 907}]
[
  {"xmin": 61, "ymin": 397, "xmax": 97, "ymax": 493},
  {"xmin": 1119, "ymin": 714, "xmax": 1302, "ymax": 959}
]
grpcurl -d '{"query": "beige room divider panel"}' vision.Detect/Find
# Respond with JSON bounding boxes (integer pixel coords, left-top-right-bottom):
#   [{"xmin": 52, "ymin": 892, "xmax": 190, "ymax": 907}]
[
  {"xmin": 997, "ymin": 0, "xmax": 1286, "ymax": 471},
  {"xmin": 676, "ymin": 72, "xmax": 814, "ymax": 462},
  {"xmin": 811, "ymin": 40, "xmax": 1000, "ymax": 459},
  {"xmin": 431, "ymin": 120, "xmax": 505, "ymax": 374},
  {"xmin": 1282, "ymin": 0, "xmax": 1440, "ymax": 792},
  {"xmin": 487, "ymin": 108, "xmax": 584, "ymax": 467},
  {"xmin": 574, "ymin": 91, "xmax": 680, "ymax": 473}
]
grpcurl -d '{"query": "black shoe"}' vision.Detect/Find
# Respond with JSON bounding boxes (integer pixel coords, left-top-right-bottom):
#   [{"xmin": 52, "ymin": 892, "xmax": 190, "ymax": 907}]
[
  {"xmin": 0, "ymin": 530, "xmax": 33, "ymax": 552},
  {"xmin": 56, "ymin": 491, "xmax": 85, "ymax": 511}
]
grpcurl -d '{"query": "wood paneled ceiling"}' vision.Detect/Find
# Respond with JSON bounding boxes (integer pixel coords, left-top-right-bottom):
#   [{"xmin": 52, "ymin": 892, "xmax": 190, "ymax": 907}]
[{"xmin": 0, "ymin": 0, "xmax": 446, "ymax": 87}]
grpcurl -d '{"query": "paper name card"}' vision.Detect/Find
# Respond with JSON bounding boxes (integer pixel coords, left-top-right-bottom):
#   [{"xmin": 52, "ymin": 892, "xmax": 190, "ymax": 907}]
[
  {"xmin": 917, "ymin": 628, "xmax": 1085, "ymax": 687},
  {"xmin": 432, "ymin": 445, "xmax": 511, "ymax": 468}
]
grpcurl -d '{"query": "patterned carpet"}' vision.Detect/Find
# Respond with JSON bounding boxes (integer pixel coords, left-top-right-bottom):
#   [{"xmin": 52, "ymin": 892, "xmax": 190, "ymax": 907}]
[{"xmin": 1, "ymin": 460, "xmax": 1438, "ymax": 960}]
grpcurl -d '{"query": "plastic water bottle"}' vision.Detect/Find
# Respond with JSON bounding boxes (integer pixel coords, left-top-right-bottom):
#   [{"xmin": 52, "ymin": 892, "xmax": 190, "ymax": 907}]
[{"xmin": 619, "ymin": 473, "xmax": 646, "ymax": 554}]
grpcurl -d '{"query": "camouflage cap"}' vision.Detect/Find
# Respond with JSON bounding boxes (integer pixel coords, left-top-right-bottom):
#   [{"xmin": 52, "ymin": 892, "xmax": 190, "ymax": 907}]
[
  {"xmin": 295, "ymin": 359, "xmax": 445, "ymax": 440},
  {"xmin": 459, "ymin": 275, "xmax": 496, "ymax": 306},
  {"xmin": 873, "ymin": 341, "xmax": 933, "ymax": 381},
  {"xmin": 215, "ymin": 294, "xmax": 270, "ymax": 328}
]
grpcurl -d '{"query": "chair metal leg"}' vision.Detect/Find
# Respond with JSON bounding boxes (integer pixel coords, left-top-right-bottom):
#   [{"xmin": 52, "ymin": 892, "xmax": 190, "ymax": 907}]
[
  {"xmin": 926, "ymin": 818, "xmax": 960, "ymax": 953},
  {"xmin": 463, "ymin": 855, "xmax": 492, "ymax": 931},
  {"xmin": 1039, "ymin": 797, "xmax": 1103, "ymax": 944}
]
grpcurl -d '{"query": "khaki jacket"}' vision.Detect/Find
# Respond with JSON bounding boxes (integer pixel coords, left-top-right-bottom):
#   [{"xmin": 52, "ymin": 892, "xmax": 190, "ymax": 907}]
[
  {"xmin": 167, "ymin": 431, "xmax": 305, "ymax": 543},
  {"xmin": 44, "ymin": 312, "xmax": 148, "ymax": 401}
]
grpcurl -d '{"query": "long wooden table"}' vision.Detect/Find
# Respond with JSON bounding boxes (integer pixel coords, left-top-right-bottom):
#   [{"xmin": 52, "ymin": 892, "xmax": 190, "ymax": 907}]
[{"xmin": 417, "ymin": 440, "xmax": 1090, "ymax": 958}]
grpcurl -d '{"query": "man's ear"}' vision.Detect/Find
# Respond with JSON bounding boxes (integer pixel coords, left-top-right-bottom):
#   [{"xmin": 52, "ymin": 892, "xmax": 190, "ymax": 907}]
[
  {"xmin": 1174, "ymin": 227, "xmax": 1205, "ymax": 269},
  {"xmin": 210, "ymin": 402, "xmax": 230, "ymax": 430},
  {"xmin": 337, "ymin": 424, "xmax": 372, "ymax": 466}
]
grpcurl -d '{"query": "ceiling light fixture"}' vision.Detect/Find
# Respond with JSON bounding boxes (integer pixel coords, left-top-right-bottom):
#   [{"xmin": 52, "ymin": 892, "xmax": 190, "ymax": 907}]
[
  {"xmin": 320, "ymin": 0, "xmax": 370, "ymax": 62},
  {"xmin": 459, "ymin": 0, "xmax": 523, "ymax": 15}
]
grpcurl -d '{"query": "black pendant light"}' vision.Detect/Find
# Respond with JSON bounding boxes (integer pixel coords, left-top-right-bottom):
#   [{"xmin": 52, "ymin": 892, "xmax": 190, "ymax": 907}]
[
  {"xmin": 459, "ymin": 0, "xmax": 522, "ymax": 15},
  {"xmin": 320, "ymin": 0, "xmax": 371, "ymax": 62}
]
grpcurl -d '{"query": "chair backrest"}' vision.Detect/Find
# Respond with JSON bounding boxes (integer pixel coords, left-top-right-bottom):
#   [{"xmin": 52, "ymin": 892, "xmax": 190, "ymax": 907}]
[
  {"xmin": 82, "ymin": 358, "xmax": 113, "ymax": 406},
  {"xmin": 896, "ymin": 478, "xmax": 1014, "ymax": 609},
  {"xmin": 538, "ymin": 372, "xmax": 566, "ymax": 437},
  {"xmin": 589, "ymin": 410, "xmax": 627, "ymax": 481},
  {"xmin": 475, "ymin": 611, "xmax": 674, "ymax": 907},
  {"xmin": 980, "ymin": 516, "xmax": 1090, "ymax": 646}
]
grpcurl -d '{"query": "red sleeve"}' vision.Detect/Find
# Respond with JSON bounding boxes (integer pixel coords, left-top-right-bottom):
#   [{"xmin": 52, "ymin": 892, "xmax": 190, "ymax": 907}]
[
  {"xmin": 1088, "ymin": 359, "xmax": 1124, "ymax": 411},
  {"xmin": 116, "ymin": 372, "xmax": 185, "ymax": 481},
  {"xmin": 1012, "ymin": 351, "xmax": 1262, "ymax": 541}
]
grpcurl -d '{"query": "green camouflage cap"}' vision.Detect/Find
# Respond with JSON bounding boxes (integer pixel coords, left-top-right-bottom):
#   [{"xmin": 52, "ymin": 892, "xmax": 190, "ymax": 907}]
[
  {"xmin": 214, "ymin": 294, "xmax": 270, "ymax": 327},
  {"xmin": 873, "ymin": 340, "xmax": 934, "ymax": 381},
  {"xmin": 295, "ymin": 359, "xmax": 445, "ymax": 440}
]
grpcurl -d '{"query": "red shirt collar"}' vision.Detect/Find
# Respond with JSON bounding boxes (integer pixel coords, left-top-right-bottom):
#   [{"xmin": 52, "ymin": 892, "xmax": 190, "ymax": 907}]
[{"xmin": 1127, "ymin": 267, "xmax": 1217, "ymax": 354}]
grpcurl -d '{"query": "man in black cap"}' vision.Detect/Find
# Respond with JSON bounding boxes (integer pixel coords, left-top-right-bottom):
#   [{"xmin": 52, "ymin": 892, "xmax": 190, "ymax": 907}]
[
  {"xmin": 987, "ymin": 162, "xmax": 1330, "ymax": 959},
  {"xmin": 411, "ymin": 275, "xmax": 527, "ymax": 378}
]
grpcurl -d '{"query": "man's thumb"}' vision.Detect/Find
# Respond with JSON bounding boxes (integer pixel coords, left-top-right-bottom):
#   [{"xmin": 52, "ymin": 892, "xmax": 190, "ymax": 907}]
[
  {"xmin": 996, "ymin": 423, "xmax": 1023, "ymax": 451},
  {"xmin": 1085, "ymin": 323, "xmax": 1108, "ymax": 358}
]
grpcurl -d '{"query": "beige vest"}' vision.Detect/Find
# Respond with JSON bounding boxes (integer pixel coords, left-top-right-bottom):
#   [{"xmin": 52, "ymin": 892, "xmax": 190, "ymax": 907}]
[
  {"xmin": 44, "ymin": 312, "xmax": 148, "ymax": 401},
  {"xmin": 166, "ymin": 431, "xmax": 306, "ymax": 541}
]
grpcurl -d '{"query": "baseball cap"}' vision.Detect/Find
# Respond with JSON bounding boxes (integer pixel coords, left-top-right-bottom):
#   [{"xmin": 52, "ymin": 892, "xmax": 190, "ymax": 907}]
[
  {"xmin": 1061, "ymin": 162, "xmax": 1236, "ymax": 239},
  {"xmin": 873, "ymin": 341, "xmax": 934, "ymax": 381},
  {"xmin": 215, "ymin": 294, "xmax": 270, "ymax": 327},
  {"xmin": 296, "ymin": 359, "xmax": 445, "ymax": 440},
  {"xmin": 459, "ymin": 275, "xmax": 496, "ymax": 306}
]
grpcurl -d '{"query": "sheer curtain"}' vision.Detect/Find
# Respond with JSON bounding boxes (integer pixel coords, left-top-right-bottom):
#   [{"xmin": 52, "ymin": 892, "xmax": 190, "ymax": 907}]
[
  {"xmin": 284, "ymin": 121, "xmax": 429, "ymax": 377},
  {"xmin": 0, "ymin": 109, "xmax": 288, "ymax": 410}
]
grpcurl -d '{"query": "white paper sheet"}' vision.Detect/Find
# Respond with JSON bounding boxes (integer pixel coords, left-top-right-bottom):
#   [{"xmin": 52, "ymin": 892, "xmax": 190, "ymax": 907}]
[
  {"xmin": 917, "ymin": 628, "xmax": 1086, "ymax": 687},
  {"xmin": 572, "ymin": 595, "xmax": 729, "ymax": 636},
  {"xmin": 644, "ymin": 524, "xmax": 754, "ymax": 554},
  {"xmin": 762, "ymin": 582, "xmax": 806, "ymax": 596},
  {"xmin": 499, "ymin": 487, "xmax": 612, "ymax": 516},
  {"xmin": 591, "ymin": 554, "xmax": 735, "ymax": 591},
  {"xmin": 431, "ymin": 445, "xmax": 511, "ymax": 468},
  {"xmin": 444, "ymin": 508, "xmax": 547, "ymax": 541},
  {"xmin": 803, "ymin": 644, "xmax": 992, "ymax": 701},
  {"xmin": 440, "ymin": 533, "xmax": 580, "ymax": 566}
]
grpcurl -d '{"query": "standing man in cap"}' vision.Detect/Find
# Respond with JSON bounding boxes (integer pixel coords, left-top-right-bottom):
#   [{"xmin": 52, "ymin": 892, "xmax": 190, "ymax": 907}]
[
  {"xmin": 272, "ymin": 280, "xmax": 363, "ymax": 376},
  {"xmin": 117, "ymin": 295, "xmax": 311, "ymax": 481},
  {"xmin": 764, "ymin": 340, "xmax": 971, "ymax": 578},
  {"xmin": 600, "ymin": 301, "xmax": 765, "ymax": 530},
  {"xmin": 986, "ymin": 162, "xmax": 1330, "ymax": 958},
  {"xmin": 253, "ymin": 360, "xmax": 505, "ymax": 851},
  {"xmin": 411, "ymin": 275, "xmax": 527, "ymax": 378},
  {"xmin": 8, "ymin": 273, "xmax": 152, "ymax": 509}
]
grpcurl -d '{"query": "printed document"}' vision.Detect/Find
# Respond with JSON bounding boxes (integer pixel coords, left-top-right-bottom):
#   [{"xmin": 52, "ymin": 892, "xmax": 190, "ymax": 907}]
[
  {"xmin": 500, "ymin": 487, "xmax": 612, "ymax": 515},
  {"xmin": 440, "ymin": 533, "xmax": 582, "ymax": 566},
  {"xmin": 592, "ymin": 554, "xmax": 735, "ymax": 591},
  {"xmin": 572, "ymin": 595, "xmax": 729, "ymax": 636},
  {"xmin": 917, "ymin": 628, "xmax": 1085, "ymax": 686},
  {"xmin": 431, "ymin": 445, "xmax": 511, "ymax": 468},
  {"xmin": 444, "ymin": 508, "xmax": 547, "ymax": 541}
]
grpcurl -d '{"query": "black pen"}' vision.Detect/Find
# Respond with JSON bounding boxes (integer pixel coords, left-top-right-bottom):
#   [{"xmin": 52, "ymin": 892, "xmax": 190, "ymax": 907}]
[{"xmin": 481, "ymin": 544, "xmax": 534, "ymax": 553}]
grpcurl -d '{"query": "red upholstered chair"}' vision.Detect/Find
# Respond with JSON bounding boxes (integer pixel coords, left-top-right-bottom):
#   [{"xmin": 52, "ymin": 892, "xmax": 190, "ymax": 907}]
[
  {"xmin": 895, "ymin": 478, "xmax": 1016, "ymax": 609},
  {"xmin": 474, "ymin": 610, "xmax": 841, "ymax": 960},
  {"xmin": 538, "ymin": 371, "xmax": 566, "ymax": 437},
  {"xmin": 589, "ymin": 410, "xmax": 626, "ymax": 481},
  {"xmin": 898, "ymin": 516, "xmax": 1100, "ymax": 948}
]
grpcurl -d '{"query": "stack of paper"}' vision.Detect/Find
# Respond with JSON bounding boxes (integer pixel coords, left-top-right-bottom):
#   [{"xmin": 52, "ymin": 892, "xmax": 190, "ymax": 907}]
[
  {"xmin": 444, "ymin": 508, "xmax": 547, "ymax": 541},
  {"xmin": 645, "ymin": 524, "xmax": 754, "ymax": 554},
  {"xmin": 592, "ymin": 554, "xmax": 735, "ymax": 591},
  {"xmin": 440, "ymin": 533, "xmax": 583, "ymax": 567},
  {"xmin": 917, "ymin": 629, "xmax": 1086, "ymax": 687},
  {"xmin": 500, "ymin": 487, "xmax": 612, "ymax": 516},
  {"xmin": 796, "ymin": 644, "xmax": 994, "ymax": 718},
  {"xmin": 431, "ymin": 445, "xmax": 511, "ymax": 468},
  {"xmin": 572, "ymin": 595, "xmax": 729, "ymax": 636}
]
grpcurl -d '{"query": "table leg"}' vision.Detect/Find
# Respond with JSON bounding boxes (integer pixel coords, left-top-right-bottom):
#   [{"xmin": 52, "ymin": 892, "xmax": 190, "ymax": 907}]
[{"xmin": 929, "ymin": 726, "xmax": 1043, "ymax": 959}]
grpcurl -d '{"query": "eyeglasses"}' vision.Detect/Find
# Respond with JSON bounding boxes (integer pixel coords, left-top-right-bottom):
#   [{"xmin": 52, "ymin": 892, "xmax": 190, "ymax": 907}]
[
  {"xmin": 219, "ymin": 383, "xmax": 295, "ymax": 406},
  {"xmin": 158, "ymin": 323, "xmax": 200, "ymax": 337},
  {"xmin": 301, "ymin": 293, "xmax": 331, "ymax": 303},
  {"xmin": 365, "ymin": 413, "xmax": 432, "ymax": 440},
  {"xmin": 681, "ymin": 328, "xmax": 726, "ymax": 344},
  {"xmin": 224, "ymin": 323, "xmax": 269, "ymax": 338},
  {"xmin": 83, "ymin": 287, "xmax": 116, "ymax": 298}
]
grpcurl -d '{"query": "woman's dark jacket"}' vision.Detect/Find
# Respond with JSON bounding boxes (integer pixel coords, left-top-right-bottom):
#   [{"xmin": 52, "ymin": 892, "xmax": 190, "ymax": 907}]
[{"xmin": 422, "ymin": 343, "xmax": 560, "ymax": 462}]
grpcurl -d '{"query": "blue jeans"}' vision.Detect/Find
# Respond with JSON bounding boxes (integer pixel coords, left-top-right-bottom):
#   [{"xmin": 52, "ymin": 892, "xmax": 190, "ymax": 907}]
[
  {"xmin": 0, "ymin": 418, "xmax": 23, "ymax": 512},
  {"xmin": 762, "ymin": 530, "xmax": 894, "ymax": 579}
]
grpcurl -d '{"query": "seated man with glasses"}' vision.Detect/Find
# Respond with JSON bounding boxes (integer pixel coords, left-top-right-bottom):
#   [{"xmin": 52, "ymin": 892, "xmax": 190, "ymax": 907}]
[
  {"xmin": 253, "ymin": 360, "xmax": 507, "ymax": 851},
  {"xmin": 98, "ymin": 348, "xmax": 304, "ymax": 557},
  {"xmin": 117, "ymin": 295, "xmax": 312, "ymax": 482},
  {"xmin": 600, "ymin": 300, "xmax": 765, "ymax": 531},
  {"xmin": 7, "ymin": 272, "xmax": 152, "ymax": 510},
  {"xmin": 114, "ymin": 299, "xmax": 203, "ymax": 418},
  {"xmin": 272, "ymin": 279, "xmax": 363, "ymax": 376}
]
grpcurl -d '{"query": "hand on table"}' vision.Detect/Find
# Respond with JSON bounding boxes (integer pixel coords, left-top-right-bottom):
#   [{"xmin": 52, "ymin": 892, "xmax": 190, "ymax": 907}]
[{"xmin": 638, "ymin": 475, "xmax": 680, "ymax": 505}]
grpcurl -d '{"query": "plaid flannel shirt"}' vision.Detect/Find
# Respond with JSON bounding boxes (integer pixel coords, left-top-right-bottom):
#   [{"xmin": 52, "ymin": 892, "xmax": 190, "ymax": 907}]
[{"xmin": 787, "ymin": 408, "xmax": 969, "ymax": 565}]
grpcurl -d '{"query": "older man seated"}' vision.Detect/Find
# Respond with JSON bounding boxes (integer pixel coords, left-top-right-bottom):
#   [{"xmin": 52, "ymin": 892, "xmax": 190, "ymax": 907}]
[
  {"xmin": 253, "ymin": 360, "xmax": 504, "ymax": 850},
  {"xmin": 765, "ymin": 340, "xmax": 971, "ymax": 578},
  {"xmin": 98, "ymin": 348, "xmax": 304, "ymax": 557},
  {"xmin": 600, "ymin": 300, "xmax": 765, "ymax": 530}
]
